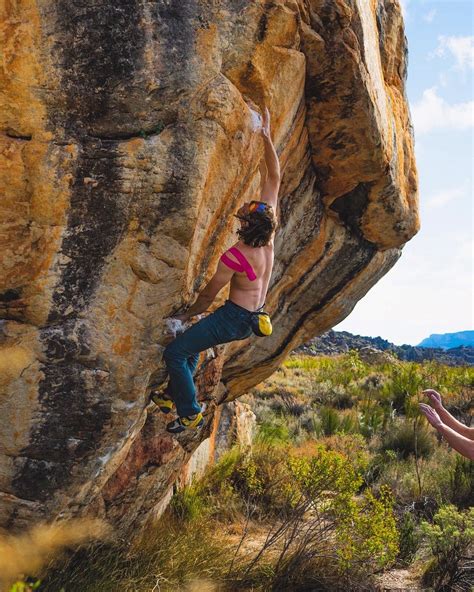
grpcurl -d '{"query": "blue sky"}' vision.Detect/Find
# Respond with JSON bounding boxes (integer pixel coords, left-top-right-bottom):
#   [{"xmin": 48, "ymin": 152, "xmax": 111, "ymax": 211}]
[{"xmin": 336, "ymin": 0, "xmax": 473, "ymax": 345}]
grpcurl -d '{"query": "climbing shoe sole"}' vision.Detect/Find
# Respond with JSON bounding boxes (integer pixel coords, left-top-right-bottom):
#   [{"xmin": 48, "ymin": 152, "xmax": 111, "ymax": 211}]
[{"xmin": 166, "ymin": 411, "xmax": 205, "ymax": 434}]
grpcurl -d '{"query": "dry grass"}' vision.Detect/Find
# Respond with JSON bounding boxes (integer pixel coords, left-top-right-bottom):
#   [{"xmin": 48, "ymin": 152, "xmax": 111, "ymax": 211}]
[
  {"xmin": 0, "ymin": 518, "xmax": 109, "ymax": 590},
  {"xmin": 42, "ymin": 515, "xmax": 232, "ymax": 592}
]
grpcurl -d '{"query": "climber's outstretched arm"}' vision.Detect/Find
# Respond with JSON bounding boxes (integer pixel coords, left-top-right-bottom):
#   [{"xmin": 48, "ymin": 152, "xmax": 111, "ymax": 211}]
[
  {"xmin": 260, "ymin": 107, "xmax": 280, "ymax": 210},
  {"xmin": 259, "ymin": 159, "xmax": 267, "ymax": 195},
  {"xmin": 175, "ymin": 260, "xmax": 234, "ymax": 322}
]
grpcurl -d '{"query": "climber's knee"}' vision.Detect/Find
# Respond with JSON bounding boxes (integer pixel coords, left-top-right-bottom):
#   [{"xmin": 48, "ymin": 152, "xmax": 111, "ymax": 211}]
[
  {"xmin": 163, "ymin": 343, "xmax": 175, "ymax": 363},
  {"xmin": 163, "ymin": 341, "xmax": 186, "ymax": 367}
]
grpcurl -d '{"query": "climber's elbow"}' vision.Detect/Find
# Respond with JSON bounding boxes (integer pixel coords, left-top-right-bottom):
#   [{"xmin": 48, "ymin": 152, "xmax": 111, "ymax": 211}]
[
  {"xmin": 203, "ymin": 294, "xmax": 215, "ymax": 307},
  {"xmin": 199, "ymin": 287, "xmax": 217, "ymax": 306}
]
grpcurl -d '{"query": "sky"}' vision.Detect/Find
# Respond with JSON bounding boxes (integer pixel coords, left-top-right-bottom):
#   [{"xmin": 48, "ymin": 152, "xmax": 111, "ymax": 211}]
[{"xmin": 335, "ymin": 0, "xmax": 473, "ymax": 345}]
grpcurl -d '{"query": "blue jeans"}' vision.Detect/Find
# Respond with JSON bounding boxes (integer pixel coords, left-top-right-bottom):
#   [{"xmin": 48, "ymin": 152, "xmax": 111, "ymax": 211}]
[{"xmin": 163, "ymin": 300, "xmax": 253, "ymax": 417}]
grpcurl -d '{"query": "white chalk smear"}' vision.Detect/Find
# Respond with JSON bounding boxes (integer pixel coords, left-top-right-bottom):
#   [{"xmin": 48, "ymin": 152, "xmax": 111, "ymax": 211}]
[
  {"xmin": 122, "ymin": 400, "xmax": 137, "ymax": 410},
  {"xmin": 93, "ymin": 448, "xmax": 115, "ymax": 476},
  {"xmin": 165, "ymin": 317, "xmax": 187, "ymax": 338},
  {"xmin": 164, "ymin": 315, "xmax": 205, "ymax": 338},
  {"xmin": 99, "ymin": 450, "xmax": 113, "ymax": 466},
  {"xmin": 250, "ymin": 108, "xmax": 262, "ymax": 132}
]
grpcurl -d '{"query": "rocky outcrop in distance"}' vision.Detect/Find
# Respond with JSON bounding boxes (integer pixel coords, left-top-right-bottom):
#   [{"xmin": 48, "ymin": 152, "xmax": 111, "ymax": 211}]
[
  {"xmin": 1, "ymin": 0, "xmax": 418, "ymax": 534},
  {"xmin": 297, "ymin": 330, "xmax": 474, "ymax": 366}
]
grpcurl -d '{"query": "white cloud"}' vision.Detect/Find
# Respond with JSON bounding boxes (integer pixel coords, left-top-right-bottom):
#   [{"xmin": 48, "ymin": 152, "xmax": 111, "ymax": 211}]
[
  {"xmin": 411, "ymin": 87, "xmax": 474, "ymax": 134},
  {"xmin": 423, "ymin": 9, "xmax": 437, "ymax": 23},
  {"xmin": 452, "ymin": 237, "xmax": 474, "ymax": 266},
  {"xmin": 438, "ymin": 71, "xmax": 449, "ymax": 87},
  {"xmin": 426, "ymin": 183, "xmax": 469, "ymax": 209},
  {"xmin": 433, "ymin": 35, "xmax": 474, "ymax": 70},
  {"xmin": 335, "ymin": 239, "xmax": 473, "ymax": 345}
]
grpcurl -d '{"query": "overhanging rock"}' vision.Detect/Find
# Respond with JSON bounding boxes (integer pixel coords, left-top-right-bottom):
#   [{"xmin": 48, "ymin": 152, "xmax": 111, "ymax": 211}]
[{"xmin": 0, "ymin": 0, "xmax": 417, "ymax": 533}]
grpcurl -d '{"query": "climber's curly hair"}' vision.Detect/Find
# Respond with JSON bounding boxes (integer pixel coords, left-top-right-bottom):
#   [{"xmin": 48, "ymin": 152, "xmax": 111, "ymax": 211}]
[{"xmin": 236, "ymin": 203, "xmax": 277, "ymax": 247}]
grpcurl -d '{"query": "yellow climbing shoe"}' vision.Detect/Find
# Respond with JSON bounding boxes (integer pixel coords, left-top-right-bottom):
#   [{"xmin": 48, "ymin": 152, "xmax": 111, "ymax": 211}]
[
  {"xmin": 151, "ymin": 391, "xmax": 176, "ymax": 414},
  {"xmin": 166, "ymin": 413, "xmax": 204, "ymax": 434}
]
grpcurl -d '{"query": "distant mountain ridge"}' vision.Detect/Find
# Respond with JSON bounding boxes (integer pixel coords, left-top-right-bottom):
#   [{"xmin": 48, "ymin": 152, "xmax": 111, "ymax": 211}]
[
  {"xmin": 297, "ymin": 330, "xmax": 474, "ymax": 366},
  {"xmin": 418, "ymin": 331, "xmax": 474, "ymax": 349}
]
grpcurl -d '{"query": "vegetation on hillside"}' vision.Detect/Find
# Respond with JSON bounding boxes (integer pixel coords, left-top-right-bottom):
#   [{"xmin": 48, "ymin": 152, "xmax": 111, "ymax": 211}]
[{"xmin": 11, "ymin": 354, "xmax": 474, "ymax": 591}]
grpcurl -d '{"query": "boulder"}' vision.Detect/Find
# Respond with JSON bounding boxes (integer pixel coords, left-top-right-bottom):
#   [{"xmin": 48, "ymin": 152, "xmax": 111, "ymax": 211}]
[{"xmin": 0, "ymin": 0, "xmax": 418, "ymax": 533}]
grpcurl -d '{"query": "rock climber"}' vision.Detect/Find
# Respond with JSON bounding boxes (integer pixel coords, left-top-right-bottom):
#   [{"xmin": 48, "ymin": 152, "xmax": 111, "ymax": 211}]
[
  {"xmin": 152, "ymin": 107, "xmax": 280, "ymax": 434},
  {"xmin": 419, "ymin": 389, "xmax": 474, "ymax": 460}
]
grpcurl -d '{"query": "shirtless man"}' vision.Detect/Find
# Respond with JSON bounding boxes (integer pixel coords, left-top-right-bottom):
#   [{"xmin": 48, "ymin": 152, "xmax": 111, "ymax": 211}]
[{"xmin": 154, "ymin": 107, "xmax": 280, "ymax": 433}]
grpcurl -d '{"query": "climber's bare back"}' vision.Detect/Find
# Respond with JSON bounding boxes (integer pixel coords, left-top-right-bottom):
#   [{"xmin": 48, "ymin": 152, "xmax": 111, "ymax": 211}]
[
  {"xmin": 172, "ymin": 107, "xmax": 280, "ymax": 324},
  {"xmin": 228, "ymin": 239, "xmax": 274, "ymax": 311}
]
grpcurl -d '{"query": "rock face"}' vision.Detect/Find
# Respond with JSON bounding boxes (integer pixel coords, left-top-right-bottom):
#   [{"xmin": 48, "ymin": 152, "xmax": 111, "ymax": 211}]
[{"xmin": 0, "ymin": 0, "xmax": 418, "ymax": 533}]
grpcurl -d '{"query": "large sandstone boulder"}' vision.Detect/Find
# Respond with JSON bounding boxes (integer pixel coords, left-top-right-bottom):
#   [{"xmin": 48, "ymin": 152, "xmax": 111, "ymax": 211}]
[{"xmin": 0, "ymin": 0, "xmax": 418, "ymax": 534}]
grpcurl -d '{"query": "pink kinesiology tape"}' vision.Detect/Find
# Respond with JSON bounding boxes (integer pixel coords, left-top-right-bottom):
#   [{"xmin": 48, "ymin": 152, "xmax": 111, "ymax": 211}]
[{"xmin": 220, "ymin": 247, "xmax": 257, "ymax": 281}]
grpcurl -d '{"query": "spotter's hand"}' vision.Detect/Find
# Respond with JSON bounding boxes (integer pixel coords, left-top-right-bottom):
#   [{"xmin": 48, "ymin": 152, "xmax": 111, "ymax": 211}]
[
  {"xmin": 422, "ymin": 389, "xmax": 443, "ymax": 410},
  {"xmin": 419, "ymin": 403, "xmax": 443, "ymax": 429}
]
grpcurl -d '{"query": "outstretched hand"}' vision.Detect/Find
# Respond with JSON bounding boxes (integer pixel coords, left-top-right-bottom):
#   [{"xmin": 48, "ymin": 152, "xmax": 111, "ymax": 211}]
[
  {"xmin": 419, "ymin": 403, "xmax": 443, "ymax": 429},
  {"xmin": 423, "ymin": 389, "xmax": 443, "ymax": 410},
  {"xmin": 261, "ymin": 107, "xmax": 271, "ymax": 138}
]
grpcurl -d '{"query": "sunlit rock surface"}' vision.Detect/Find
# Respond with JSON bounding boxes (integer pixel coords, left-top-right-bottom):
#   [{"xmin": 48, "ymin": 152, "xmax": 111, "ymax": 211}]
[{"xmin": 0, "ymin": 0, "xmax": 417, "ymax": 533}]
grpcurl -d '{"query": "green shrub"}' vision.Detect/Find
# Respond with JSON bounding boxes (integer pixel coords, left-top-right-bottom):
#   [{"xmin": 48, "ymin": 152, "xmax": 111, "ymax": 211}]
[
  {"xmin": 299, "ymin": 409, "xmax": 322, "ymax": 436},
  {"xmin": 9, "ymin": 581, "xmax": 41, "ymax": 592},
  {"xmin": 337, "ymin": 350, "xmax": 369, "ymax": 385},
  {"xmin": 359, "ymin": 404, "xmax": 386, "ymax": 438},
  {"xmin": 180, "ymin": 447, "xmax": 244, "ymax": 523},
  {"xmin": 397, "ymin": 511, "xmax": 421, "ymax": 565},
  {"xmin": 331, "ymin": 387, "xmax": 354, "ymax": 409},
  {"xmin": 284, "ymin": 356, "xmax": 321, "ymax": 371},
  {"xmin": 449, "ymin": 455, "xmax": 474, "ymax": 508},
  {"xmin": 288, "ymin": 446, "xmax": 362, "ymax": 500},
  {"xmin": 320, "ymin": 406, "xmax": 340, "ymax": 436},
  {"xmin": 282, "ymin": 356, "xmax": 473, "ymax": 417},
  {"xmin": 232, "ymin": 456, "xmax": 265, "ymax": 498},
  {"xmin": 386, "ymin": 363, "xmax": 423, "ymax": 413},
  {"xmin": 372, "ymin": 448, "xmax": 463, "ymax": 505},
  {"xmin": 335, "ymin": 486, "xmax": 399, "ymax": 574},
  {"xmin": 323, "ymin": 434, "xmax": 371, "ymax": 474},
  {"xmin": 170, "ymin": 484, "xmax": 206, "ymax": 521},
  {"xmin": 206, "ymin": 446, "xmax": 241, "ymax": 484},
  {"xmin": 338, "ymin": 410, "xmax": 360, "ymax": 434},
  {"xmin": 235, "ymin": 447, "xmax": 396, "ymax": 591},
  {"xmin": 256, "ymin": 419, "xmax": 290, "ymax": 444},
  {"xmin": 421, "ymin": 504, "xmax": 474, "ymax": 591},
  {"xmin": 364, "ymin": 449, "xmax": 397, "ymax": 486},
  {"xmin": 228, "ymin": 445, "xmax": 299, "ymax": 516},
  {"xmin": 380, "ymin": 420, "xmax": 434, "ymax": 459}
]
